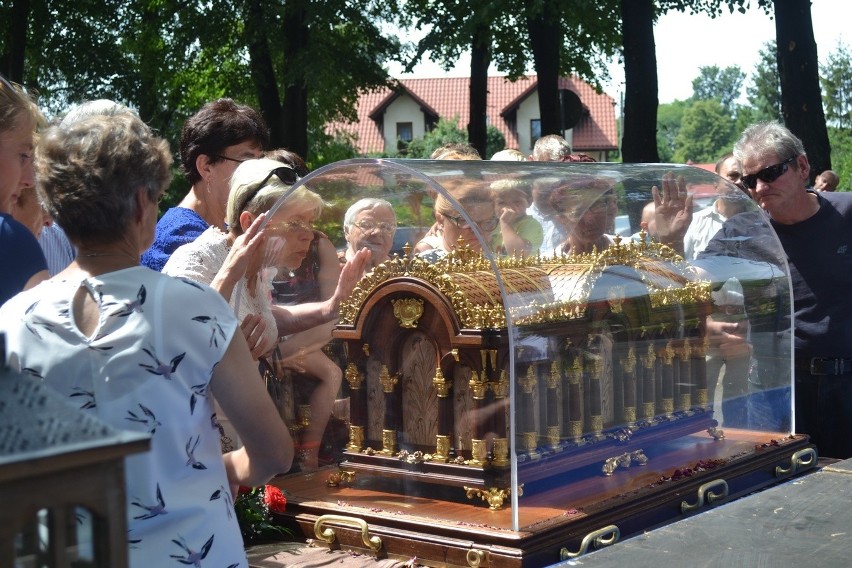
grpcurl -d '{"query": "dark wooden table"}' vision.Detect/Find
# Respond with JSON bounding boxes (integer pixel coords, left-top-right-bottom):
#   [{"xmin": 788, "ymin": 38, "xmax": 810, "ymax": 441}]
[{"xmin": 552, "ymin": 457, "xmax": 852, "ymax": 567}]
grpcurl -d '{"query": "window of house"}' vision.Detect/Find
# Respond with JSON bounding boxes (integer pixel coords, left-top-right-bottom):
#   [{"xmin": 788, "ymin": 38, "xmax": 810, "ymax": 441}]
[
  {"xmin": 397, "ymin": 122, "xmax": 413, "ymax": 142},
  {"xmin": 530, "ymin": 119, "xmax": 541, "ymax": 147}
]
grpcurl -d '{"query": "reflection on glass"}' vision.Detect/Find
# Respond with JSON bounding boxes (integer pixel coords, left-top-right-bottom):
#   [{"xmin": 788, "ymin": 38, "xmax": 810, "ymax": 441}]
[{"xmin": 254, "ymin": 159, "xmax": 795, "ymax": 538}]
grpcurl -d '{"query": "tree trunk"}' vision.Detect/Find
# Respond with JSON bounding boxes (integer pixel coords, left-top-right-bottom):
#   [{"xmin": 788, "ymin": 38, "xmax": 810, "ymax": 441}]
[
  {"xmin": 620, "ymin": 0, "xmax": 659, "ymax": 163},
  {"xmin": 244, "ymin": 0, "xmax": 284, "ymax": 150},
  {"xmin": 468, "ymin": 25, "xmax": 491, "ymax": 159},
  {"xmin": 280, "ymin": 0, "xmax": 310, "ymax": 158},
  {"xmin": 0, "ymin": 0, "xmax": 31, "ymax": 83},
  {"xmin": 526, "ymin": 3, "xmax": 561, "ymax": 137},
  {"xmin": 774, "ymin": 0, "xmax": 830, "ymax": 181}
]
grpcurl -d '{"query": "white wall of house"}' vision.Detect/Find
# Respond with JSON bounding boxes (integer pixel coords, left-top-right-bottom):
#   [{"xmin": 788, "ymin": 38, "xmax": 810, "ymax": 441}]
[
  {"xmin": 514, "ymin": 95, "xmax": 574, "ymax": 156},
  {"xmin": 382, "ymin": 95, "xmax": 426, "ymax": 152},
  {"xmin": 516, "ymin": 96, "xmax": 539, "ymax": 156}
]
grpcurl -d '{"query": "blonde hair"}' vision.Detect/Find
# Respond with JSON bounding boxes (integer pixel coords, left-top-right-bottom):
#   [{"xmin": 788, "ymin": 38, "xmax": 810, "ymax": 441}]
[
  {"xmin": 226, "ymin": 157, "xmax": 323, "ymax": 234},
  {"xmin": 490, "ymin": 178, "xmax": 531, "ymax": 199},
  {"xmin": 0, "ymin": 75, "xmax": 45, "ymax": 135},
  {"xmin": 490, "ymin": 148, "xmax": 526, "ymax": 161}
]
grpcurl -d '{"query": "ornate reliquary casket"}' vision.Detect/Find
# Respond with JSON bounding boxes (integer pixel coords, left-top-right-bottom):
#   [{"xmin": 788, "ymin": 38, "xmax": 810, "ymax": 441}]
[{"xmin": 334, "ymin": 238, "xmax": 715, "ymax": 505}]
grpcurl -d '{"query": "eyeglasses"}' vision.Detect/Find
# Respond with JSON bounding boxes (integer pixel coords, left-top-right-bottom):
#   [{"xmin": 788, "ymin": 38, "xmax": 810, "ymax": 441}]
[
  {"xmin": 444, "ymin": 213, "xmax": 499, "ymax": 233},
  {"xmin": 352, "ymin": 220, "xmax": 396, "ymax": 234},
  {"xmin": 215, "ymin": 155, "xmax": 252, "ymax": 164},
  {"xmin": 267, "ymin": 219, "xmax": 314, "ymax": 233},
  {"xmin": 741, "ymin": 157, "xmax": 795, "ymax": 190},
  {"xmin": 235, "ymin": 166, "xmax": 300, "ymax": 216}
]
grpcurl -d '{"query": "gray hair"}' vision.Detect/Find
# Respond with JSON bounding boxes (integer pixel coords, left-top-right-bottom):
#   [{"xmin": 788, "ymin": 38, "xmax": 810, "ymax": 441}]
[
  {"xmin": 532, "ymin": 135, "xmax": 572, "ymax": 161},
  {"xmin": 343, "ymin": 198, "xmax": 395, "ymax": 230},
  {"xmin": 733, "ymin": 121, "xmax": 805, "ymax": 164},
  {"xmin": 35, "ymin": 114, "xmax": 172, "ymax": 246},
  {"xmin": 59, "ymin": 99, "xmax": 136, "ymax": 128}
]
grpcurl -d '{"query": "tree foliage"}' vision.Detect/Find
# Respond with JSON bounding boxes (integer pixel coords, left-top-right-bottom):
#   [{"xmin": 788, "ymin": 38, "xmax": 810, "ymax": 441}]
[
  {"xmin": 691, "ymin": 65, "xmax": 745, "ymax": 115},
  {"xmin": 746, "ymin": 40, "xmax": 782, "ymax": 122},
  {"xmin": 657, "ymin": 100, "xmax": 688, "ymax": 162},
  {"xmin": 401, "ymin": 117, "xmax": 504, "ymax": 160},
  {"xmin": 820, "ymin": 41, "xmax": 852, "ymax": 129},
  {"xmin": 673, "ymin": 98, "xmax": 737, "ymax": 163}
]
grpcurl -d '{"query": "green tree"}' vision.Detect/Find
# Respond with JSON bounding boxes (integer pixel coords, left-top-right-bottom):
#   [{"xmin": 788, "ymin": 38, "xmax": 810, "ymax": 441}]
[
  {"xmin": 820, "ymin": 41, "xmax": 852, "ymax": 129},
  {"xmin": 404, "ymin": 117, "xmax": 469, "ymax": 159},
  {"xmin": 827, "ymin": 127, "xmax": 852, "ymax": 192},
  {"xmin": 691, "ymin": 65, "xmax": 745, "ymax": 115},
  {"xmin": 746, "ymin": 40, "xmax": 782, "ymax": 122},
  {"xmin": 657, "ymin": 100, "xmax": 688, "ymax": 162},
  {"xmin": 400, "ymin": 117, "xmax": 503, "ymax": 159},
  {"xmin": 673, "ymin": 98, "xmax": 736, "ymax": 164}
]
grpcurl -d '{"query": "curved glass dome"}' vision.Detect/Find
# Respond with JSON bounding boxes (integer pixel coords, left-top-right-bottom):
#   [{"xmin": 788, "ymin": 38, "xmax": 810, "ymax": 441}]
[{"xmin": 238, "ymin": 158, "xmax": 795, "ymax": 535}]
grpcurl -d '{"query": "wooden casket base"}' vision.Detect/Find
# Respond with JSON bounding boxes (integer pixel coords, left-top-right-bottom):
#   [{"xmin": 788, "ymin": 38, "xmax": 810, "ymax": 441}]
[
  {"xmin": 270, "ymin": 432, "xmax": 813, "ymax": 567},
  {"xmin": 339, "ymin": 410, "xmax": 717, "ymax": 494}
]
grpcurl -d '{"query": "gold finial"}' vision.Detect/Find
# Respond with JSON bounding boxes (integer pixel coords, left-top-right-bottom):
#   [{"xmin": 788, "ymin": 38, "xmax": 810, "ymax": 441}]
[{"xmin": 379, "ymin": 365, "xmax": 398, "ymax": 393}]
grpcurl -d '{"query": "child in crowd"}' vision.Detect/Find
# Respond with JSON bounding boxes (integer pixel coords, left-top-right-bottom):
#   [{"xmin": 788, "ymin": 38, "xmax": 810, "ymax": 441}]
[{"xmin": 490, "ymin": 178, "xmax": 543, "ymax": 257}]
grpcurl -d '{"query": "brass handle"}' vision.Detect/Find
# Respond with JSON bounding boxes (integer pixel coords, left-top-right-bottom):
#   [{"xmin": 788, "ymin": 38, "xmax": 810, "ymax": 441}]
[
  {"xmin": 775, "ymin": 447, "xmax": 818, "ymax": 477},
  {"xmin": 681, "ymin": 479, "xmax": 729, "ymax": 513},
  {"xmin": 560, "ymin": 525, "xmax": 620, "ymax": 559},
  {"xmin": 314, "ymin": 514, "xmax": 382, "ymax": 553},
  {"xmin": 466, "ymin": 549, "xmax": 485, "ymax": 567}
]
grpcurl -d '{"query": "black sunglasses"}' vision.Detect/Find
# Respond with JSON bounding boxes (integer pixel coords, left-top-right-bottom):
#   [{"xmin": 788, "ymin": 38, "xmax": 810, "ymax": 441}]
[
  {"xmin": 741, "ymin": 157, "xmax": 795, "ymax": 190},
  {"xmin": 236, "ymin": 166, "xmax": 300, "ymax": 215}
]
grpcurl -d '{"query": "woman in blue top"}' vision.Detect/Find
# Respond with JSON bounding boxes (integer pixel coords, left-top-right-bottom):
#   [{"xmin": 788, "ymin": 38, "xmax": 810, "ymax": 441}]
[
  {"xmin": 141, "ymin": 98, "xmax": 268, "ymax": 271},
  {"xmin": 0, "ymin": 73, "xmax": 47, "ymax": 305}
]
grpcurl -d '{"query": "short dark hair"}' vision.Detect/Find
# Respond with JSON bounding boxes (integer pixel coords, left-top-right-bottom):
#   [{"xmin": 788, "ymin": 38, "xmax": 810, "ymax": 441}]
[
  {"xmin": 264, "ymin": 148, "xmax": 310, "ymax": 177},
  {"xmin": 179, "ymin": 98, "xmax": 269, "ymax": 185},
  {"xmin": 715, "ymin": 152, "xmax": 734, "ymax": 174}
]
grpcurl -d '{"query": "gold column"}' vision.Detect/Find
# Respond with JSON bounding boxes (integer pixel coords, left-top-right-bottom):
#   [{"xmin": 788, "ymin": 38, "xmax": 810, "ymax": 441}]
[
  {"xmin": 642, "ymin": 343, "xmax": 656, "ymax": 421},
  {"xmin": 379, "ymin": 365, "xmax": 398, "ymax": 455},
  {"xmin": 567, "ymin": 357, "xmax": 583, "ymax": 442}
]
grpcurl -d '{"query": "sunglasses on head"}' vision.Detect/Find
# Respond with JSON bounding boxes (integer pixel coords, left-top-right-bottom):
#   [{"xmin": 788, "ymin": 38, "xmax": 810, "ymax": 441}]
[
  {"xmin": 741, "ymin": 157, "xmax": 795, "ymax": 190},
  {"xmin": 236, "ymin": 166, "xmax": 300, "ymax": 214}
]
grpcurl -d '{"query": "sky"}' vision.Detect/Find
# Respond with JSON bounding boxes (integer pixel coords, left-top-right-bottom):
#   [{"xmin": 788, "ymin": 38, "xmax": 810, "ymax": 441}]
[{"xmin": 388, "ymin": 0, "xmax": 849, "ymax": 106}]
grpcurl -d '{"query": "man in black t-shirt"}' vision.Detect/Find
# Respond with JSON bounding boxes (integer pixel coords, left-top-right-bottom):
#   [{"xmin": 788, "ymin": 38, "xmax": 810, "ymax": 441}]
[{"xmin": 704, "ymin": 122, "xmax": 852, "ymax": 459}]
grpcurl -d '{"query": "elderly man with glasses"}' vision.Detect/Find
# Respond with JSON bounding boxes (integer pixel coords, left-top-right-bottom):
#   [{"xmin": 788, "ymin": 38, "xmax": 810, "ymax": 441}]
[
  {"xmin": 693, "ymin": 121, "xmax": 852, "ymax": 460},
  {"xmin": 339, "ymin": 198, "xmax": 397, "ymax": 270}
]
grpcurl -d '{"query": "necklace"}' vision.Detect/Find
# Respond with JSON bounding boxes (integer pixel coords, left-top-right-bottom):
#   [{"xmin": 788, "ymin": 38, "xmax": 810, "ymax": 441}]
[{"xmin": 80, "ymin": 252, "xmax": 134, "ymax": 258}]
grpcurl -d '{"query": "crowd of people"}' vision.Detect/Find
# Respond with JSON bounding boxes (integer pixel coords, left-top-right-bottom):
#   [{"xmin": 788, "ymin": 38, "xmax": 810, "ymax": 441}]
[{"xmin": 2, "ymin": 71, "xmax": 851, "ymax": 566}]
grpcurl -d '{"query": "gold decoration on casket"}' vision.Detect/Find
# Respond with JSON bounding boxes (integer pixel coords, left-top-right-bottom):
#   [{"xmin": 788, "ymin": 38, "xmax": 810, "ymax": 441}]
[
  {"xmin": 464, "ymin": 485, "xmax": 523, "ymax": 510},
  {"xmin": 344, "ymin": 363, "xmax": 364, "ymax": 390},
  {"xmin": 432, "ymin": 367, "xmax": 451, "ymax": 397},
  {"xmin": 347, "ymin": 425, "xmax": 365, "ymax": 452},
  {"xmin": 392, "ymin": 297, "xmax": 424, "ymax": 328},
  {"xmin": 339, "ymin": 237, "xmax": 710, "ymax": 331},
  {"xmin": 325, "ymin": 469, "xmax": 356, "ymax": 487}
]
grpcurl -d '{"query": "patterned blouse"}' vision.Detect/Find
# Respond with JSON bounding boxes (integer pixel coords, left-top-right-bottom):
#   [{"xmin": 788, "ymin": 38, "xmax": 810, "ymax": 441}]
[{"xmin": 0, "ymin": 267, "xmax": 248, "ymax": 567}]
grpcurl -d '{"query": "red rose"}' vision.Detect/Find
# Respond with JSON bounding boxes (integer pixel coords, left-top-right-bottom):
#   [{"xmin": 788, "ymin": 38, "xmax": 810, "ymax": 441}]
[{"xmin": 263, "ymin": 485, "xmax": 287, "ymax": 513}]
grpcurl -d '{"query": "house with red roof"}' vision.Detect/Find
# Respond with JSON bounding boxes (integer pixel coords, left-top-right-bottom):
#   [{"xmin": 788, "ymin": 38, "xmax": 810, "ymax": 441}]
[{"xmin": 329, "ymin": 75, "xmax": 619, "ymax": 160}]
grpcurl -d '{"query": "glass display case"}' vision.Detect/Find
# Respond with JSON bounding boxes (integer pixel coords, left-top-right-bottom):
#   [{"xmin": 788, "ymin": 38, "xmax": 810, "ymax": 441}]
[{"xmin": 251, "ymin": 158, "xmax": 810, "ymax": 566}]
